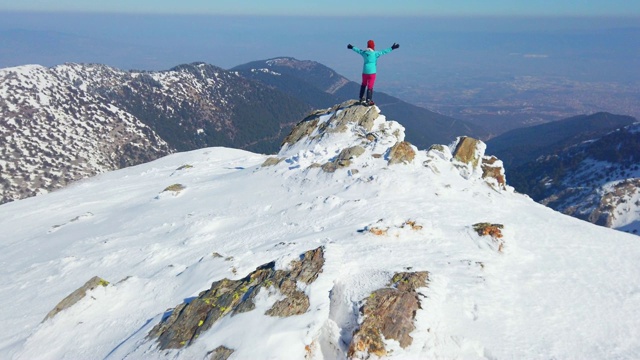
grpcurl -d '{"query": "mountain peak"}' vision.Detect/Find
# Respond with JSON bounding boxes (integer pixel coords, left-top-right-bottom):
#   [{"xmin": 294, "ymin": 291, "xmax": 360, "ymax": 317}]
[
  {"xmin": 264, "ymin": 57, "xmax": 321, "ymax": 70},
  {"xmin": 262, "ymin": 100, "xmax": 508, "ymax": 191}
]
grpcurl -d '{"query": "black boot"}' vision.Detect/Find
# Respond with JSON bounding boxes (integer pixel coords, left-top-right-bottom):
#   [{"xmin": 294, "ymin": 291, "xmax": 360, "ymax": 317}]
[
  {"xmin": 366, "ymin": 88, "xmax": 374, "ymax": 106},
  {"xmin": 359, "ymin": 85, "xmax": 366, "ymax": 103}
]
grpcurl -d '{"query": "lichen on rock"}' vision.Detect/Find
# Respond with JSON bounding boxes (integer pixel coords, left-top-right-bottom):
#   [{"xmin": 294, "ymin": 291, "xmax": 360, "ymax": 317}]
[
  {"xmin": 148, "ymin": 247, "xmax": 325, "ymax": 350},
  {"xmin": 43, "ymin": 276, "xmax": 110, "ymax": 322},
  {"xmin": 162, "ymin": 183, "xmax": 186, "ymax": 193},
  {"xmin": 261, "ymin": 156, "xmax": 282, "ymax": 167}
]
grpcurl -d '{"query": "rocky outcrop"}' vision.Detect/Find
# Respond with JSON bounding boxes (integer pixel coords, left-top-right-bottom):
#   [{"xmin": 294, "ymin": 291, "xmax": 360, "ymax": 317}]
[
  {"xmin": 282, "ymin": 100, "xmax": 379, "ymax": 148},
  {"xmin": 448, "ymin": 136, "xmax": 509, "ymax": 190},
  {"xmin": 207, "ymin": 346, "xmax": 234, "ymax": 360},
  {"xmin": 43, "ymin": 276, "xmax": 110, "ymax": 322},
  {"xmin": 452, "ymin": 136, "xmax": 484, "ymax": 168},
  {"xmin": 321, "ymin": 146, "xmax": 366, "ymax": 173},
  {"xmin": 348, "ymin": 271, "xmax": 429, "ymax": 359},
  {"xmin": 266, "ymin": 100, "xmax": 410, "ymax": 175},
  {"xmin": 388, "ymin": 141, "xmax": 416, "ymax": 165},
  {"xmin": 261, "ymin": 156, "xmax": 283, "ymax": 167},
  {"xmin": 148, "ymin": 247, "xmax": 324, "ymax": 350},
  {"xmin": 281, "ymin": 112, "xmax": 321, "ymax": 146},
  {"xmin": 481, "ymin": 156, "xmax": 507, "ymax": 190}
]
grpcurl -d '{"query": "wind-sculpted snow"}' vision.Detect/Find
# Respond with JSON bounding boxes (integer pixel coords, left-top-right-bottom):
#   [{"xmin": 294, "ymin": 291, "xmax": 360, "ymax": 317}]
[{"xmin": 1, "ymin": 103, "xmax": 640, "ymax": 359}]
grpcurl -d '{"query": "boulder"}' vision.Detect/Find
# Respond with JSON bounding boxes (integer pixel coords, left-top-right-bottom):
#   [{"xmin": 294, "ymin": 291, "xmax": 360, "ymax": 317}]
[
  {"xmin": 348, "ymin": 271, "xmax": 429, "ymax": 358},
  {"xmin": 43, "ymin": 276, "xmax": 110, "ymax": 322},
  {"xmin": 281, "ymin": 101, "xmax": 379, "ymax": 148},
  {"xmin": 387, "ymin": 141, "xmax": 416, "ymax": 165},
  {"xmin": 207, "ymin": 346, "xmax": 234, "ymax": 360},
  {"xmin": 261, "ymin": 157, "xmax": 282, "ymax": 167},
  {"xmin": 326, "ymin": 102, "xmax": 379, "ymax": 134},
  {"xmin": 481, "ymin": 156, "xmax": 507, "ymax": 189},
  {"xmin": 320, "ymin": 146, "xmax": 366, "ymax": 173},
  {"xmin": 451, "ymin": 136, "xmax": 485, "ymax": 169},
  {"xmin": 427, "ymin": 144, "xmax": 453, "ymax": 161}
]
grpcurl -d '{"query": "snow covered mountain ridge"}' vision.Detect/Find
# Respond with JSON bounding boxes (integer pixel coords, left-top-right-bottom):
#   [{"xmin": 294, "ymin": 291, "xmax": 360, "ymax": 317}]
[
  {"xmin": 2, "ymin": 101, "xmax": 640, "ymax": 359},
  {"xmin": 0, "ymin": 63, "xmax": 171, "ymax": 203},
  {"xmin": 517, "ymin": 123, "xmax": 640, "ymax": 235},
  {"xmin": 0, "ymin": 62, "xmax": 308, "ymax": 204}
]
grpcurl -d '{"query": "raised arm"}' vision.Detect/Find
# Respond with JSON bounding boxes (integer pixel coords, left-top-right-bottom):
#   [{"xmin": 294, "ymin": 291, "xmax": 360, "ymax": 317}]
[{"xmin": 348, "ymin": 44, "xmax": 366, "ymax": 55}]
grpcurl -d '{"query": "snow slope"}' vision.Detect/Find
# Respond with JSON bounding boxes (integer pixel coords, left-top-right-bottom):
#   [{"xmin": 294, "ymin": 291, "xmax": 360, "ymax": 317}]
[{"xmin": 1, "ymin": 103, "xmax": 640, "ymax": 359}]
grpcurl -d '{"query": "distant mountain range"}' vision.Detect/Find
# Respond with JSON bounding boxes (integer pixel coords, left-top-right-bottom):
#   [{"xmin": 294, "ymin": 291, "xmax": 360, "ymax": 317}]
[
  {"xmin": 0, "ymin": 62, "xmax": 310, "ymax": 204},
  {"xmin": 486, "ymin": 112, "xmax": 636, "ymax": 167},
  {"xmin": 487, "ymin": 113, "xmax": 640, "ymax": 234}
]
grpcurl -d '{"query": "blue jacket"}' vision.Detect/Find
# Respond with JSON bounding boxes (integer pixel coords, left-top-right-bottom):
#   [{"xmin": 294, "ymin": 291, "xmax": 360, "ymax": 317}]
[{"xmin": 351, "ymin": 47, "xmax": 393, "ymax": 74}]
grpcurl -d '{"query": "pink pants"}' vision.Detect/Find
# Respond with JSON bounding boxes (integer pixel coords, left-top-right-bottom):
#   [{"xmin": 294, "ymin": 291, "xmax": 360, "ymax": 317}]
[{"xmin": 361, "ymin": 73, "xmax": 377, "ymax": 90}]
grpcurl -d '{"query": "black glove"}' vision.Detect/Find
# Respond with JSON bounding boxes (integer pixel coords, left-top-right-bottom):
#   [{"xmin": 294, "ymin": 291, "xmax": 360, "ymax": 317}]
[
  {"xmin": 391, "ymin": 43, "xmax": 399, "ymax": 50},
  {"xmin": 347, "ymin": 44, "xmax": 353, "ymax": 49}
]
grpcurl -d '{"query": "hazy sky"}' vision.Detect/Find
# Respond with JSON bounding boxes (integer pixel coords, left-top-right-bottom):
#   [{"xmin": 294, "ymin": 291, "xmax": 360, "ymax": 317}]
[{"xmin": 0, "ymin": 0, "xmax": 638, "ymax": 17}]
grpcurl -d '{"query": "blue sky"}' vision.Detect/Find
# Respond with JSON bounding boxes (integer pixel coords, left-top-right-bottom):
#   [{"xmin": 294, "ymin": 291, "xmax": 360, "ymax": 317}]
[{"xmin": 0, "ymin": 0, "xmax": 638, "ymax": 17}]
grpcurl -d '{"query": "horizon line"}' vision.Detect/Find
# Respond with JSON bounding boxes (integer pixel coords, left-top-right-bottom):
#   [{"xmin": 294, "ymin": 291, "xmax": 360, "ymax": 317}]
[{"xmin": 1, "ymin": 10, "xmax": 639, "ymax": 19}]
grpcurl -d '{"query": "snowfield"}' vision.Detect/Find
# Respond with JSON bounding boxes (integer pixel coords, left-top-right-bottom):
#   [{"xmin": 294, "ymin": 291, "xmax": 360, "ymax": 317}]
[{"xmin": 1, "ymin": 103, "xmax": 640, "ymax": 359}]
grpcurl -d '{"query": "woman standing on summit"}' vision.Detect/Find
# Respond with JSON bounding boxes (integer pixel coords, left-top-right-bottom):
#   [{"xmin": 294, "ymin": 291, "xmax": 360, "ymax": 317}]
[{"xmin": 348, "ymin": 40, "xmax": 399, "ymax": 106}]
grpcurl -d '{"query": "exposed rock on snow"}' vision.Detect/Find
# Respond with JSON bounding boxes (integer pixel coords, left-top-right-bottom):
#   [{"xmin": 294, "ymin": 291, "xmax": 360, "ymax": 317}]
[
  {"xmin": 321, "ymin": 145, "xmax": 366, "ymax": 173},
  {"xmin": 472, "ymin": 223, "xmax": 506, "ymax": 252},
  {"xmin": 149, "ymin": 247, "xmax": 324, "ymax": 349},
  {"xmin": 206, "ymin": 346, "xmax": 234, "ymax": 360},
  {"xmin": 451, "ymin": 136, "xmax": 486, "ymax": 179},
  {"xmin": 481, "ymin": 156, "xmax": 507, "ymax": 190},
  {"xmin": 43, "ymin": 276, "xmax": 110, "ymax": 322},
  {"xmin": 452, "ymin": 136, "xmax": 484, "ymax": 168},
  {"xmin": 348, "ymin": 271, "xmax": 429, "ymax": 358},
  {"xmin": 362, "ymin": 219, "xmax": 424, "ymax": 237},
  {"xmin": 450, "ymin": 136, "xmax": 508, "ymax": 189},
  {"xmin": 387, "ymin": 141, "xmax": 416, "ymax": 165}
]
